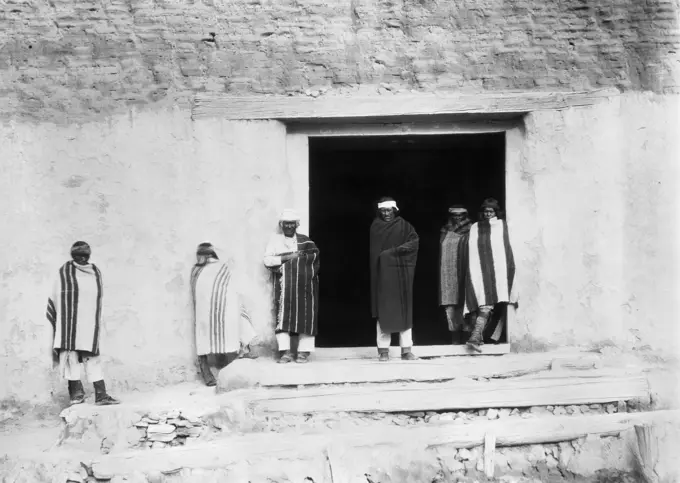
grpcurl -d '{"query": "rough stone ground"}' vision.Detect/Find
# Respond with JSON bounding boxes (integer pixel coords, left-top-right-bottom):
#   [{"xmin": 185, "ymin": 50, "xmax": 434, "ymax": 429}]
[{"xmin": 1, "ymin": 350, "xmax": 678, "ymax": 482}]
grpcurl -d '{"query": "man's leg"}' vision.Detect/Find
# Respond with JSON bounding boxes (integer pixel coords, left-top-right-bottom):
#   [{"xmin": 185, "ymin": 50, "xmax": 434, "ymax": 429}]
[
  {"xmin": 399, "ymin": 328, "xmax": 418, "ymax": 360},
  {"xmin": 84, "ymin": 356, "xmax": 120, "ymax": 405},
  {"xmin": 296, "ymin": 334, "xmax": 315, "ymax": 364},
  {"xmin": 198, "ymin": 355, "xmax": 217, "ymax": 386},
  {"xmin": 238, "ymin": 313, "xmax": 259, "ymax": 359},
  {"xmin": 467, "ymin": 306, "xmax": 493, "ymax": 352},
  {"xmin": 376, "ymin": 320, "xmax": 391, "ymax": 361},
  {"xmin": 276, "ymin": 331, "xmax": 293, "ymax": 364},
  {"xmin": 61, "ymin": 351, "xmax": 85, "ymax": 405}
]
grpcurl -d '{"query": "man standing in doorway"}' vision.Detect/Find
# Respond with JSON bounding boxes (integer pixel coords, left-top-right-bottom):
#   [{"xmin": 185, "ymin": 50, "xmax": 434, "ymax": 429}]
[
  {"xmin": 464, "ymin": 198, "xmax": 516, "ymax": 352},
  {"xmin": 46, "ymin": 241, "xmax": 120, "ymax": 406},
  {"xmin": 370, "ymin": 197, "xmax": 419, "ymax": 362},
  {"xmin": 439, "ymin": 205, "xmax": 473, "ymax": 345},
  {"xmin": 264, "ymin": 209, "xmax": 320, "ymax": 364}
]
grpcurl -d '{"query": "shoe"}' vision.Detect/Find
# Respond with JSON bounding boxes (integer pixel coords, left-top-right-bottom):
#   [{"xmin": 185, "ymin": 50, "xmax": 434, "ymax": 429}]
[
  {"xmin": 93, "ymin": 380, "xmax": 121, "ymax": 405},
  {"xmin": 95, "ymin": 394, "xmax": 121, "ymax": 406},
  {"xmin": 378, "ymin": 349, "xmax": 389, "ymax": 362},
  {"xmin": 278, "ymin": 350, "xmax": 293, "ymax": 364},
  {"xmin": 466, "ymin": 313, "xmax": 488, "ymax": 353},
  {"xmin": 401, "ymin": 348, "xmax": 418, "ymax": 361},
  {"xmin": 68, "ymin": 380, "xmax": 85, "ymax": 405},
  {"xmin": 296, "ymin": 352, "xmax": 310, "ymax": 364},
  {"xmin": 238, "ymin": 345, "xmax": 259, "ymax": 359}
]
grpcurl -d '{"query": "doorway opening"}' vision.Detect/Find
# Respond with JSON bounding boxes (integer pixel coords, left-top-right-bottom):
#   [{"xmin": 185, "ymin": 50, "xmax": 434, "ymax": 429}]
[{"xmin": 309, "ymin": 133, "xmax": 506, "ymax": 348}]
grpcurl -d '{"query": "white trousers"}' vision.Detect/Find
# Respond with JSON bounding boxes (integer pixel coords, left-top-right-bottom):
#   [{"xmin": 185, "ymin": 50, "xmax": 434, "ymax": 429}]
[
  {"xmin": 276, "ymin": 332, "xmax": 315, "ymax": 353},
  {"xmin": 60, "ymin": 350, "xmax": 103, "ymax": 382},
  {"xmin": 376, "ymin": 321, "xmax": 413, "ymax": 349}
]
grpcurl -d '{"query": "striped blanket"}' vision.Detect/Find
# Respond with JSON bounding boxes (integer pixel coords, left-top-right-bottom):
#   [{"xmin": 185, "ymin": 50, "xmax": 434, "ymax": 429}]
[
  {"xmin": 191, "ymin": 260, "xmax": 252, "ymax": 355},
  {"xmin": 46, "ymin": 261, "xmax": 103, "ymax": 357},
  {"xmin": 439, "ymin": 220, "xmax": 472, "ymax": 306},
  {"xmin": 464, "ymin": 218, "xmax": 515, "ymax": 314},
  {"xmin": 274, "ymin": 235, "xmax": 320, "ymax": 336}
]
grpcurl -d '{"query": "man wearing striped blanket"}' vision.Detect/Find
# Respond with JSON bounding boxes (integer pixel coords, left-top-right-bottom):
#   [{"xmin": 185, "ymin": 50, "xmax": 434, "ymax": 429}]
[
  {"xmin": 46, "ymin": 241, "xmax": 119, "ymax": 406},
  {"xmin": 264, "ymin": 209, "xmax": 320, "ymax": 364},
  {"xmin": 190, "ymin": 242, "xmax": 258, "ymax": 386},
  {"xmin": 463, "ymin": 198, "xmax": 517, "ymax": 351}
]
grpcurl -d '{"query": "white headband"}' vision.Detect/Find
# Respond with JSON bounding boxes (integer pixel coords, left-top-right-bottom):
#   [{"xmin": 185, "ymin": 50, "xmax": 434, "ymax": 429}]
[{"xmin": 378, "ymin": 201, "xmax": 398, "ymax": 210}]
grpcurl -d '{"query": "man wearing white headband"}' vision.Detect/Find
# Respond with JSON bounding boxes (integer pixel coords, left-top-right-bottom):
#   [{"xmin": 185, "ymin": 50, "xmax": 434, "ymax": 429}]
[
  {"xmin": 369, "ymin": 197, "xmax": 419, "ymax": 361},
  {"xmin": 264, "ymin": 209, "xmax": 320, "ymax": 364}
]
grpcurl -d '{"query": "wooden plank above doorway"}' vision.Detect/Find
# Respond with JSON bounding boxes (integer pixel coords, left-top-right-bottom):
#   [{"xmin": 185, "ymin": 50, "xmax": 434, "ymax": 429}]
[{"xmin": 192, "ymin": 89, "xmax": 617, "ymax": 121}]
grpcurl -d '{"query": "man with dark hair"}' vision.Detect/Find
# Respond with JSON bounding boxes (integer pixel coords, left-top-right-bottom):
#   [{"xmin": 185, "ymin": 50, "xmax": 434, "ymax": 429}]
[
  {"xmin": 46, "ymin": 242, "xmax": 119, "ymax": 406},
  {"xmin": 440, "ymin": 204, "xmax": 473, "ymax": 344},
  {"xmin": 369, "ymin": 197, "xmax": 419, "ymax": 362},
  {"xmin": 190, "ymin": 241, "xmax": 258, "ymax": 386},
  {"xmin": 464, "ymin": 198, "xmax": 516, "ymax": 351}
]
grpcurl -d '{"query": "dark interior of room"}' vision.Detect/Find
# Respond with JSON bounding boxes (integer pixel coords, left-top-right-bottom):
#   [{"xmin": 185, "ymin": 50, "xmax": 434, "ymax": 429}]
[{"xmin": 309, "ymin": 133, "xmax": 506, "ymax": 347}]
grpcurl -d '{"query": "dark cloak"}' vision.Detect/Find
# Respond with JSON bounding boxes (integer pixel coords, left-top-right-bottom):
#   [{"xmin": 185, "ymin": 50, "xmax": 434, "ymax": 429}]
[{"xmin": 369, "ymin": 216, "xmax": 419, "ymax": 333}]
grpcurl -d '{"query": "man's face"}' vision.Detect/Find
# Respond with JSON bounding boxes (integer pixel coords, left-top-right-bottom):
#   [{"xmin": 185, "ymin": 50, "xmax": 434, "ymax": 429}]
[
  {"xmin": 450, "ymin": 213, "xmax": 467, "ymax": 224},
  {"xmin": 281, "ymin": 221, "xmax": 298, "ymax": 237},
  {"xmin": 482, "ymin": 208, "xmax": 496, "ymax": 220},
  {"xmin": 378, "ymin": 207, "xmax": 396, "ymax": 222},
  {"xmin": 72, "ymin": 254, "xmax": 90, "ymax": 265}
]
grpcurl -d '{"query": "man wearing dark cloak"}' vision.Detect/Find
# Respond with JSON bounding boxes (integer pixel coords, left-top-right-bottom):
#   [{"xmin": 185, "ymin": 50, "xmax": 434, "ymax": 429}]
[{"xmin": 369, "ymin": 197, "xmax": 419, "ymax": 362}]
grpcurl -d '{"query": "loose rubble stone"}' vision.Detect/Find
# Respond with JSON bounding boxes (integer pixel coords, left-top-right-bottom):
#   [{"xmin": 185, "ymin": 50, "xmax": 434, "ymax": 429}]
[
  {"xmin": 147, "ymin": 424, "xmax": 176, "ymax": 434},
  {"xmin": 510, "ymin": 408, "xmax": 520, "ymax": 416},
  {"xmin": 151, "ymin": 441, "xmax": 167, "ymax": 449},
  {"xmin": 617, "ymin": 400, "xmax": 627, "ymax": 412},
  {"xmin": 487, "ymin": 408, "xmax": 499, "ymax": 420},
  {"xmin": 553, "ymin": 406, "xmax": 566, "ymax": 416},
  {"xmin": 458, "ymin": 448, "xmax": 472, "ymax": 460},
  {"xmin": 498, "ymin": 408, "xmax": 511, "ymax": 418},
  {"xmin": 606, "ymin": 404, "xmax": 616, "ymax": 414},
  {"xmin": 148, "ymin": 432, "xmax": 176, "ymax": 442}
]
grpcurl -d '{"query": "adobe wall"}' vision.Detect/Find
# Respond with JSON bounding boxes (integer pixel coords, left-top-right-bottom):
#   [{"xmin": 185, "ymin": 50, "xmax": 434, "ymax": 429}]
[
  {"xmin": 1, "ymin": 0, "xmax": 678, "ymax": 123},
  {"xmin": 1, "ymin": 0, "xmax": 678, "ymax": 406}
]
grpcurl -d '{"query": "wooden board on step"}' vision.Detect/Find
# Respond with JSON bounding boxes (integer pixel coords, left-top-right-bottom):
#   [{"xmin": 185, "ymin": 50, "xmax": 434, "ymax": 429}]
[
  {"xmin": 218, "ymin": 351, "xmax": 604, "ymax": 391},
  {"xmin": 244, "ymin": 369, "xmax": 649, "ymax": 414},
  {"xmin": 91, "ymin": 409, "xmax": 678, "ymax": 478}
]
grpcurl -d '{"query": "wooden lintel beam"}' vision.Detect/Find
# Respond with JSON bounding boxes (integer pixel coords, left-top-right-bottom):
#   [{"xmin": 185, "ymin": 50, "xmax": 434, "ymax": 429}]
[{"xmin": 192, "ymin": 89, "xmax": 618, "ymax": 121}]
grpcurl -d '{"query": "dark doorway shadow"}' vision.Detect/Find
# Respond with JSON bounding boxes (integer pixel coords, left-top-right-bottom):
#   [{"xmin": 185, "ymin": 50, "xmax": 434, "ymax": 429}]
[{"xmin": 309, "ymin": 133, "xmax": 506, "ymax": 347}]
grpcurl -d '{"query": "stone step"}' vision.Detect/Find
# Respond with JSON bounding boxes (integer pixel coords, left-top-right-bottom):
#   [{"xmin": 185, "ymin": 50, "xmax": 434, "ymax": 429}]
[{"xmin": 312, "ymin": 343, "xmax": 511, "ymax": 360}]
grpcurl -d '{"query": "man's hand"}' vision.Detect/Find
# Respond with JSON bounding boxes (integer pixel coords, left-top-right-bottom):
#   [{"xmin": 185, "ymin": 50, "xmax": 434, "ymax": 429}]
[{"xmin": 281, "ymin": 252, "xmax": 301, "ymax": 262}]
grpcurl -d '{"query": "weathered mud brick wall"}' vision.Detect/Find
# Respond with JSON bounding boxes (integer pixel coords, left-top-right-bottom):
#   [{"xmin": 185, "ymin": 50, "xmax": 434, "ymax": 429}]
[
  {"xmin": 0, "ymin": 0, "xmax": 678, "ymax": 406},
  {"xmin": 0, "ymin": 0, "xmax": 678, "ymax": 121}
]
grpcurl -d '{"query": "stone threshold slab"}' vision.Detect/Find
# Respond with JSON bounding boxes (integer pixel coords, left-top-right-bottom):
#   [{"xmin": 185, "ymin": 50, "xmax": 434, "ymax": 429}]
[{"xmin": 312, "ymin": 344, "xmax": 510, "ymax": 360}]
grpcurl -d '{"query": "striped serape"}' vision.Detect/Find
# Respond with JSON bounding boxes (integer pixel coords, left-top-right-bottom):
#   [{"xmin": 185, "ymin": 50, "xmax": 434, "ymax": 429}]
[
  {"xmin": 464, "ymin": 217, "xmax": 516, "ymax": 315},
  {"xmin": 46, "ymin": 261, "xmax": 103, "ymax": 358},
  {"xmin": 191, "ymin": 260, "xmax": 253, "ymax": 355},
  {"xmin": 274, "ymin": 235, "xmax": 320, "ymax": 336}
]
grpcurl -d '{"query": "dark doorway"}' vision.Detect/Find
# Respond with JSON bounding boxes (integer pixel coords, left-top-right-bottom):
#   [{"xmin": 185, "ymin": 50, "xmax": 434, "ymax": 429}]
[{"xmin": 309, "ymin": 133, "xmax": 506, "ymax": 348}]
